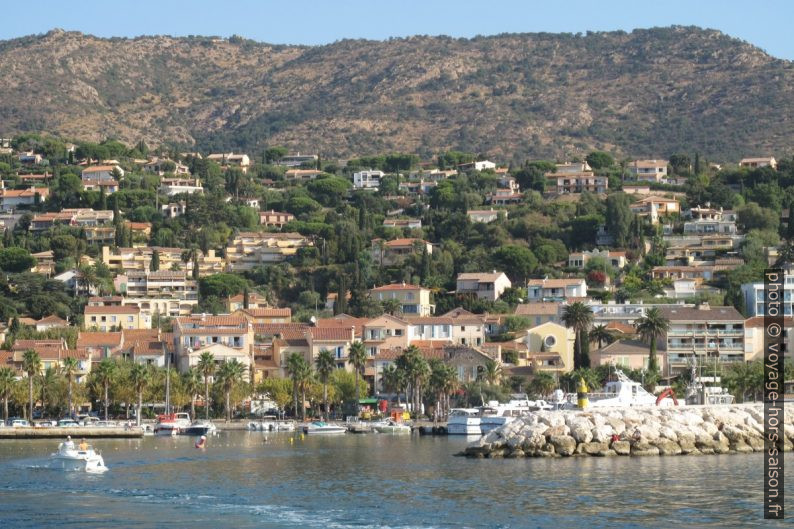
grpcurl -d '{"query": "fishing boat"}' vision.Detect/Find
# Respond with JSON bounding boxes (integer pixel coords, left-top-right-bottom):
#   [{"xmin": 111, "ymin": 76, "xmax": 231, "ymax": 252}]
[
  {"xmin": 374, "ymin": 420, "xmax": 411, "ymax": 434},
  {"xmin": 50, "ymin": 442, "xmax": 108, "ymax": 473},
  {"xmin": 153, "ymin": 413, "xmax": 192, "ymax": 436},
  {"xmin": 303, "ymin": 421, "xmax": 347, "ymax": 435},
  {"xmin": 565, "ymin": 369, "xmax": 678, "ymax": 408},
  {"xmin": 446, "ymin": 408, "xmax": 481, "ymax": 435}
]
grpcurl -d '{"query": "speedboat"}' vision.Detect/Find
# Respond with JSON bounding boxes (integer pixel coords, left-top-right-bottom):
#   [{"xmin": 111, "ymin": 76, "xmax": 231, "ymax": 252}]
[
  {"xmin": 446, "ymin": 408, "xmax": 481, "ymax": 435},
  {"xmin": 153, "ymin": 413, "xmax": 192, "ymax": 436},
  {"xmin": 303, "ymin": 421, "xmax": 346, "ymax": 435},
  {"xmin": 374, "ymin": 420, "xmax": 411, "ymax": 434},
  {"xmin": 50, "ymin": 442, "xmax": 108, "ymax": 473},
  {"xmin": 184, "ymin": 420, "xmax": 217, "ymax": 436}
]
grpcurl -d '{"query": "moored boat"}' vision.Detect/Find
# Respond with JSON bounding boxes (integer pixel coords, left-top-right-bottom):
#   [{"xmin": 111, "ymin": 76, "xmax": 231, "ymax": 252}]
[
  {"xmin": 374, "ymin": 420, "xmax": 411, "ymax": 434},
  {"xmin": 154, "ymin": 413, "xmax": 192, "ymax": 436},
  {"xmin": 303, "ymin": 421, "xmax": 347, "ymax": 435},
  {"xmin": 446, "ymin": 408, "xmax": 481, "ymax": 435},
  {"xmin": 184, "ymin": 420, "xmax": 217, "ymax": 436}
]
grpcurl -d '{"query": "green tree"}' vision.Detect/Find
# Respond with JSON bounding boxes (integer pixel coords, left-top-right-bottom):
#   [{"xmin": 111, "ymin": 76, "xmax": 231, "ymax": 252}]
[
  {"xmin": 605, "ymin": 193, "xmax": 635, "ymax": 247},
  {"xmin": 561, "ymin": 302, "xmax": 594, "ymax": 369},
  {"xmin": 0, "ymin": 247, "xmax": 36, "ymax": 273},
  {"xmin": 286, "ymin": 353, "xmax": 308, "ymax": 418},
  {"xmin": 22, "ymin": 349, "xmax": 41, "ymax": 420},
  {"xmin": 130, "ymin": 363, "xmax": 150, "ymax": 426},
  {"xmin": 635, "ymin": 307, "xmax": 670, "ymax": 378},
  {"xmin": 483, "ymin": 359, "xmax": 502, "ymax": 385},
  {"xmin": 589, "ymin": 324, "xmax": 613, "ymax": 349},
  {"xmin": 38, "ymin": 366, "xmax": 59, "ymax": 418},
  {"xmin": 182, "ymin": 367, "xmax": 202, "ymax": 419},
  {"xmin": 315, "ymin": 348, "xmax": 336, "ymax": 420},
  {"xmin": 585, "ymin": 151, "xmax": 614, "ymax": 170},
  {"xmin": 197, "ymin": 351, "xmax": 216, "ymax": 420},
  {"xmin": 529, "ymin": 372, "xmax": 556, "ymax": 398},
  {"xmin": 382, "ymin": 364, "xmax": 406, "ymax": 407},
  {"xmin": 0, "ymin": 367, "xmax": 14, "ymax": 422},
  {"xmin": 151, "ymin": 249, "xmax": 160, "ymax": 272},
  {"xmin": 61, "ymin": 356, "xmax": 81, "ymax": 418},
  {"xmin": 347, "ymin": 341, "xmax": 367, "ymax": 414},
  {"xmin": 491, "ymin": 245, "xmax": 537, "ymax": 283},
  {"xmin": 94, "ymin": 359, "xmax": 118, "ymax": 420}
]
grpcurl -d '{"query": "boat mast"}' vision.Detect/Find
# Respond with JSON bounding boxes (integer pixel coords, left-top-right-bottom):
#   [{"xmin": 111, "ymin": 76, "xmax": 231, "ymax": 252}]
[{"xmin": 164, "ymin": 343, "xmax": 171, "ymax": 414}]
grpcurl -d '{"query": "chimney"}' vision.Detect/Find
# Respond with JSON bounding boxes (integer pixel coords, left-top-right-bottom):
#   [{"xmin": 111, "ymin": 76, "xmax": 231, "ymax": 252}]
[{"xmin": 697, "ymin": 302, "xmax": 710, "ymax": 311}]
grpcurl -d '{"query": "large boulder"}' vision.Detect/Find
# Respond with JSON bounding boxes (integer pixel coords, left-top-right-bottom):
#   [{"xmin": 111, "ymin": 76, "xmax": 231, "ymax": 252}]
[
  {"xmin": 549, "ymin": 435, "xmax": 577, "ymax": 457},
  {"xmin": 581, "ymin": 441, "xmax": 610, "ymax": 456},
  {"xmin": 569, "ymin": 418, "xmax": 594, "ymax": 444},
  {"xmin": 545, "ymin": 424, "xmax": 570, "ymax": 437},
  {"xmin": 652, "ymin": 438, "xmax": 682, "ymax": 456},
  {"xmin": 658, "ymin": 426, "xmax": 678, "ymax": 443},
  {"xmin": 591, "ymin": 424, "xmax": 615, "ymax": 443},
  {"xmin": 611, "ymin": 440, "xmax": 631, "ymax": 455},
  {"xmin": 631, "ymin": 442, "xmax": 660, "ymax": 457}
]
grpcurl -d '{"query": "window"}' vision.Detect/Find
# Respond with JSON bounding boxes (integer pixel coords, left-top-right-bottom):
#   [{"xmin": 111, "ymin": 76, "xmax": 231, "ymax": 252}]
[
  {"xmin": 128, "ymin": 316, "xmax": 134, "ymax": 322},
  {"xmin": 544, "ymin": 335, "xmax": 557, "ymax": 348}
]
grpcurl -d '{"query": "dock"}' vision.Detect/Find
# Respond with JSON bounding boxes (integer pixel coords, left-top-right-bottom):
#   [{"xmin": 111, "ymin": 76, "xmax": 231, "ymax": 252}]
[{"xmin": 0, "ymin": 427, "xmax": 144, "ymax": 439}]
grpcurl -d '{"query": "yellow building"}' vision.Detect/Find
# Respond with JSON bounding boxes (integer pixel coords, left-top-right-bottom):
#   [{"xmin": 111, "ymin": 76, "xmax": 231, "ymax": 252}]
[
  {"xmin": 368, "ymin": 283, "xmax": 434, "ymax": 316},
  {"xmin": 84, "ymin": 305, "xmax": 150, "ymax": 331},
  {"xmin": 519, "ymin": 321, "xmax": 576, "ymax": 374}
]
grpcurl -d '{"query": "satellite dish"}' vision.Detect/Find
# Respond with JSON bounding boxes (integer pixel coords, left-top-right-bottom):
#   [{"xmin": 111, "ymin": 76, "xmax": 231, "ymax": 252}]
[{"xmin": 309, "ymin": 316, "xmax": 317, "ymax": 325}]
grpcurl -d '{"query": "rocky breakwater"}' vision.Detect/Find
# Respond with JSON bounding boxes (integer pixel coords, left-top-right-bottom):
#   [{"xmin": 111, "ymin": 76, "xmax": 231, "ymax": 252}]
[{"xmin": 462, "ymin": 404, "xmax": 794, "ymax": 459}]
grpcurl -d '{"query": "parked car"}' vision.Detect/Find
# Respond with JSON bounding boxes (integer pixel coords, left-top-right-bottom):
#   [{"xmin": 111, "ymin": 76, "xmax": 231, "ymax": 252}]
[
  {"xmin": 80, "ymin": 416, "xmax": 100, "ymax": 427},
  {"xmin": 94, "ymin": 420, "xmax": 117, "ymax": 428},
  {"xmin": 9, "ymin": 418, "xmax": 30, "ymax": 428},
  {"xmin": 57, "ymin": 418, "xmax": 80, "ymax": 428}
]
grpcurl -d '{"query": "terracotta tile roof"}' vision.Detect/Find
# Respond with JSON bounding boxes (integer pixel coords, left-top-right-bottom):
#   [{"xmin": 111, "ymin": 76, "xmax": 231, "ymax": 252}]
[
  {"xmin": 228, "ymin": 292, "xmax": 267, "ymax": 303},
  {"xmin": 177, "ymin": 315, "xmax": 248, "ymax": 327},
  {"xmin": 315, "ymin": 316, "xmax": 369, "ymax": 337},
  {"xmin": 370, "ymin": 283, "xmax": 426, "ymax": 291},
  {"xmin": 744, "ymin": 316, "xmax": 794, "ymax": 328},
  {"xmin": 84, "ymin": 305, "xmax": 140, "ymax": 315},
  {"xmin": 514, "ymin": 302, "xmax": 561, "ymax": 316},
  {"xmin": 374, "ymin": 344, "xmax": 447, "ymax": 361},
  {"xmin": 1, "ymin": 187, "xmax": 49, "ymax": 198},
  {"xmin": 458, "ymin": 272, "xmax": 505, "ymax": 282},
  {"xmin": 597, "ymin": 339, "xmax": 651, "ymax": 355},
  {"xmin": 62, "ymin": 349, "xmax": 91, "ymax": 360},
  {"xmin": 253, "ymin": 323, "xmax": 309, "ymax": 336},
  {"xmin": 309, "ymin": 327, "xmax": 354, "ymax": 341},
  {"xmin": 35, "ymin": 315, "xmax": 69, "ymax": 326},
  {"xmin": 604, "ymin": 322, "xmax": 637, "ymax": 335},
  {"xmin": 242, "ymin": 308, "xmax": 292, "ymax": 318},
  {"xmin": 77, "ymin": 332, "xmax": 123, "ymax": 348},
  {"xmin": 82, "ymin": 165, "xmax": 118, "ymax": 172}
]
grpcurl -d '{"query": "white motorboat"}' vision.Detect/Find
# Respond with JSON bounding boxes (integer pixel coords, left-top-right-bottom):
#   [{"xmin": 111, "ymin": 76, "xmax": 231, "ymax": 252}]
[
  {"xmin": 50, "ymin": 442, "xmax": 108, "ymax": 473},
  {"xmin": 154, "ymin": 413, "xmax": 192, "ymax": 436},
  {"xmin": 303, "ymin": 421, "xmax": 347, "ymax": 435},
  {"xmin": 446, "ymin": 408, "xmax": 481, "ymax": 435},
  {"xmin": 249, "ymin": 419, "xmax": 296, "ymax": 432},
  {"xmin": 565, "ymin": 369, "xmax": 678, "ymax": 408},
  {"xmin": 374, "ymin": 420, "xmax": 411, "ymax": 434},
  {"xmin": 184, "ymin": 420, "xmax": 217, "ymax": 436}
]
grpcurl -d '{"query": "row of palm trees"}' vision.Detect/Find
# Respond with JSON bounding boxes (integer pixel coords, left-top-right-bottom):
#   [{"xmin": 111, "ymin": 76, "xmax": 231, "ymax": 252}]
[
  {"xmin": 560, "ymin": 301, "xmax": 670, "ymax": 379},
  {"xmin": 0, "ymin": 350, "xmax": 248, "ymax": 424}
]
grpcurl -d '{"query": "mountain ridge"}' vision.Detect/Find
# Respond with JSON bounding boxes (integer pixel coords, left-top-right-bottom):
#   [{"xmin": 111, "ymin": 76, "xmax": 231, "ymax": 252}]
[{"xmin": 1, "ymin": 26, "xmax": 792, "ymax": 162}]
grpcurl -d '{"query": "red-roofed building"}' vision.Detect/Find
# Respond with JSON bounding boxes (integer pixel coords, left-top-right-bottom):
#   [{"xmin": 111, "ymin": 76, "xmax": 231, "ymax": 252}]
[
  {"xmin": 370, "ymin": 238, "xmax": 432, "ymax": 265},
  {"xmin": 234, "ymin": 307, "xmax": 292, "ymax": 324}
]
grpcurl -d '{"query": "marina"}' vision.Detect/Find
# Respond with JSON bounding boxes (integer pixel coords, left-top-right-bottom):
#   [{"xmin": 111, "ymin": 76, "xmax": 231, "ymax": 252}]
[{"xmin": 0, "ymin": 431, "xmax": 790, "ymax": 528}]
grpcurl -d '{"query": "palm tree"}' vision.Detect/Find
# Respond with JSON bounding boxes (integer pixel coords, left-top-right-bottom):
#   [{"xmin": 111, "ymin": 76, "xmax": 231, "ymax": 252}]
[
  {"xmin": 22, "ymin": 349, "xmax": 41, "ymax": 420},
  {"xmin": 92, "ymin": 358, "xmax": 117, "ymax": 421},
  {"xmin": 398, "ymin": 346, "xmax": 430, "ymax": 416},
  {"xmin": 0, "ymin": 367, "xmax": 15, "ymax": 422},
  {"xmin": 286, "ymin": 352, "xmax": 306, "ymax": 418},
  {"xmin": 483, "ymin": 359, "xmax": 502, "ymax": 386},
  {"xmin": 382, "ymin": 365, "xmax": 402, "ymax": 408},
  {"xmin": 296, "ymin": 360, "xmax": 313, "ymax": 421},
  {"xmin": 315, "ymin": 348, "xmax": 335, "ymax": 420},
  {"xmin": 61, "ymin": 357, "xmax": 80, "ymax": 418},
  {"xmin": 428, "ymin": 360, "xmax": 457, "ymax": 421},
  {"xmin": 529, "ymin": 372, "xmax": 556, "ymax": 398},
  {"xmin": 182, "ymin": 368, "xmax": 202, "ymax": 420},
  {"xmin": 590, "ymin": 324, "xmax": 614, "ymax": 349},
  {"xmin": 217, "ymin": 360, "xmax": 245, "ymax": 421},
  {"xmin": 130, "ymin": 363, "xmax": 150, "ymax": 426},
  {"xmin": 197, "ymin": 351, "xmax": 216, "ymax": 420},
  {"xmin": 347, "ymin": 341, "xmax": 367, "ymax": 415},
  {"xmin": 561, "ymin": 301, "xmax": 594, "ymax": 369},
  {"xmin": 38, "ymin": 366, "xmax": 59, "ymax": 418},
  {"xmin": 635, "ymin": 307, "xmax": 670, "ymax": 375}
]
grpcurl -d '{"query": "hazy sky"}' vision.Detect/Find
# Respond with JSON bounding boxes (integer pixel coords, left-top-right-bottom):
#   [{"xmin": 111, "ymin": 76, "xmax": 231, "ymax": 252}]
[{"xmin": 3, "ymin": 0, "xmax": 794, "ymax": 60}]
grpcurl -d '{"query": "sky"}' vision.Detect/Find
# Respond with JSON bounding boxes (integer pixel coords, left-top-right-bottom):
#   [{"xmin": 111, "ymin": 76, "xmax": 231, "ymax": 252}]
[{"xmin": 3, "ymin": 0, "xmax": 794, "ymax": 60}]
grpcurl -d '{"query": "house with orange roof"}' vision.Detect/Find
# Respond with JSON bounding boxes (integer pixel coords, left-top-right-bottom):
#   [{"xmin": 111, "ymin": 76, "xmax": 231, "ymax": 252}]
[
  {"xmin": 82, "ymin": 178, "xmax": 119, "ymax": 194},
  {"xmin": 173, "ymin": 314, "xmax": 254, "ymax": 376},
  {"xmin": 627, "ymin": 159, "xmax": 669, "ymax": 182},
  {"xmin": 34, "ymin": 315, "xmax": 69, "ymax": 332},
  {"xmin": 259, "ymin": 210, "xmax": 295, "ymax": 228},
  {"xmin": 81, "ymin": 164, "xmax": 124, "ymax": 181},
  {"xmin": 233, "ymin": 307, "xmax": 292, "ymax": 324},
  {"xmin": 77, "ymin": 331, "xmax": 123, "ymax": 360},
  {"xmin": 306, "ymin": 326, "xmax": 356, "ymax": 369},
  {"xmin": 0, "ymin": 185, "xmax": 49, "ymax": 211},
  {"xmin": 226, "ymin": 291, "xmax": 268, "ymax": 312},
  {"xmin": 370, "ymin": 238, "xmax": 432, "ymax": 266},
  {"xmin": 630, "ymin": 195, "xmax": 680, "ymax": 224},
  {"xmin": 369, "ymin": 283, "xmax": 434, "ymax": 316},
  {"xmin": 83, "ymin": 304, "xmax": 149, "ymax": 331}
]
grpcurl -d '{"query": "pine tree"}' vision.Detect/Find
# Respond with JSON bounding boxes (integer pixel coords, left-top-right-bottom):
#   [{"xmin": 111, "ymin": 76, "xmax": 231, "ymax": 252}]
[
  {"xmin": 243, "ymin": 287, "xmax": 250, "ymax": 309},
  {"xmin": 192, "ymin": 256, "xmax": 200, "ymax": 280},
  {"xmin": 151, "ymin": 249, "xmax": 160, "ymax": 271},
  {"xmin": 694, "ymin": 152, "xmax": 701, "ymax": 175}
]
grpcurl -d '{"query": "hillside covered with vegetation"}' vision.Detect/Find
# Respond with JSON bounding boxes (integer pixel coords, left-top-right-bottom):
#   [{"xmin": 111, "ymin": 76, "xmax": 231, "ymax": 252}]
[{"xmin": 1, "ymin": 26, "xmax": 793, "ymax": 161}]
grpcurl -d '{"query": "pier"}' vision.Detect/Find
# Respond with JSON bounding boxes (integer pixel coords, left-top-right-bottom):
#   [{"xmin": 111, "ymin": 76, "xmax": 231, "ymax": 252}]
[
  {"xmin": 461, "ymin": 404, "xmax": 793, "ymax": 458},
  {"xmin": 0, "ymin": 427, "xmax": 144, "ymax": 439}
]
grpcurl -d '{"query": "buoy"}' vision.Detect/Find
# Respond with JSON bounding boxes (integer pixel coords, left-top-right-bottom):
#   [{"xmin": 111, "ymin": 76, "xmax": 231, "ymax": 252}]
[
  {"xmin": 577, "ymin": 377, "xmax": 589, "ymax": 409},
  {"xmin": 300, "ymin": 434, "xmax": 304, "ymax": 441},
  {"xmin": 195, "ymin": 435, "xmax": 207, "ymax": 449}
]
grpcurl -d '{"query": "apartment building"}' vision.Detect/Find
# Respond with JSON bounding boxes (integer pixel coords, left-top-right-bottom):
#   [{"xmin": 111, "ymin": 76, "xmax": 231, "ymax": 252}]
[
  {"xmin": 627, "ymin": 159, "xmax": 669, "ymax": 182},
  {"xmin": 173, "ymin": 314, "xmax": 254, "ymax": 377},
  {"xmin": 259, "ymin": 210, "xmax": 295, "ymax": 228},
  {"xmin": 741, "ymin": 272, "xmax": 794, "ymax": 316},
  {"xmin": 369, "ymin": 283, "xmax": 434, "ymax": 316},
  {"xmin": 658, "ymin": 304, "xmax": 745, "ymax": 376},
  {"xmin": 630, "ymin": 196, "xmax": 680, "ymax": 224},
  {"xmin": 352, "ymin": 169, "xmax": 384, "ymax": 189},
  {"xmin": 81, "ymin": 165, "xmax": 124, "ymax": 181},
  {"xmin": 159, "ymin": 177, "xmax": 203, "ymax": 195},
  {"xmin": 30, "ymin": 208, "xmax": 114, "ymax": 231},
  {"xmin": 225, "ymin": 232, "xmax": 311, "ymax": 271},
  {"xmin": 102, "ymin": 246, "xmax": 225, "ymax": 277},
  {"xmin": 547, "ymin": 171, "xmax": 608, "ymax": 194},
  {"xmin": 84, "ymin": 304, "xmax": 150, "ymax": 331},
  {"xmin": 683, "ymin": 206, "xmax": 737, "ymax": 234}
]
